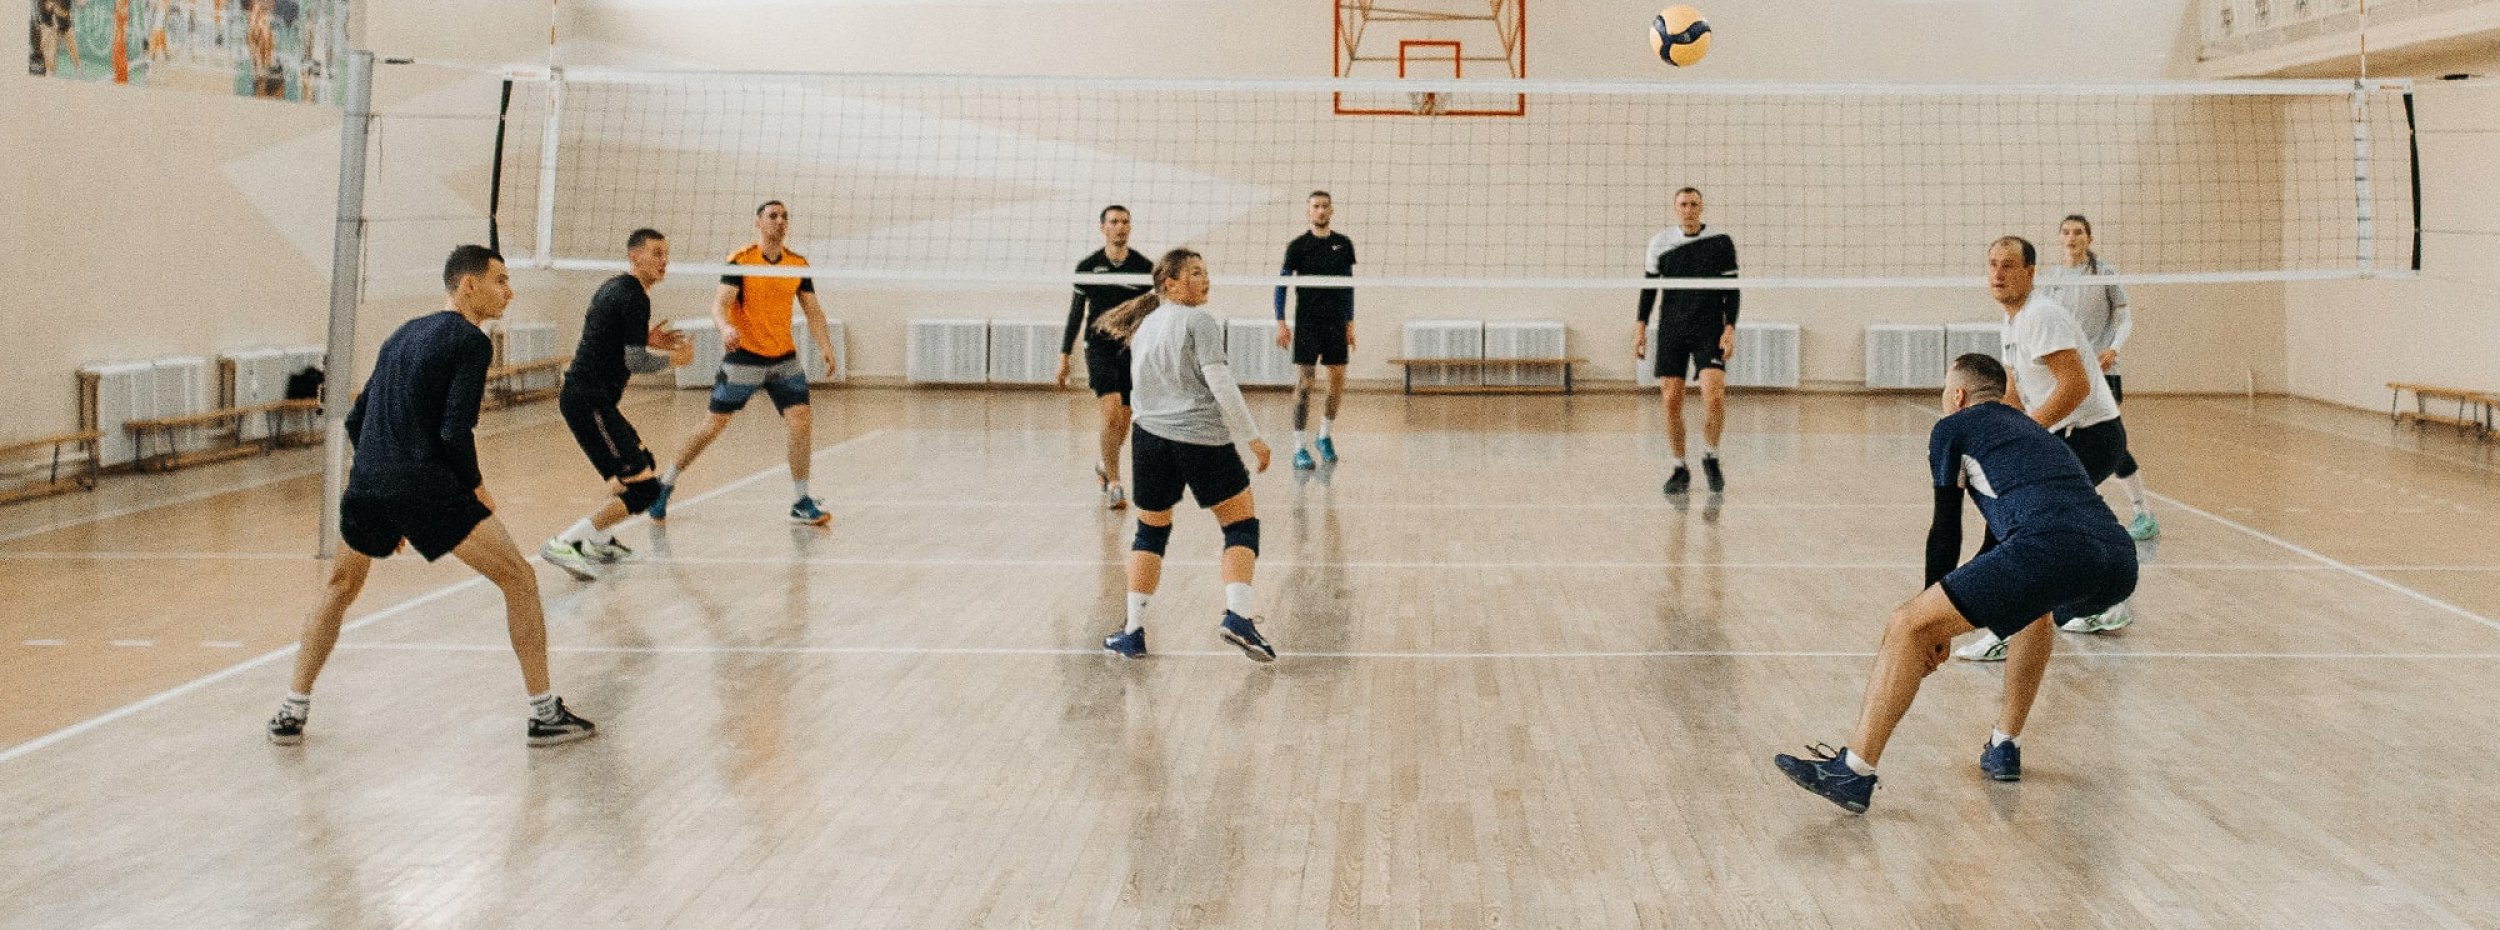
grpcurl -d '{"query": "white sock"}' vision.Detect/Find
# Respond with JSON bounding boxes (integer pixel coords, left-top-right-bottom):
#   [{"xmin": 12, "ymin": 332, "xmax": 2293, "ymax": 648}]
[
  {"xmin": 1991, "ymin": 729, "xmax": 2019, "ymax": 748},
  {"xmin": 2122, "ymin": 474, "xmax": 2151, "ymax": 514},
  {"xmin": 1292, "ymin": 430, "xmax": 1307, "ymax": 452},
  {"xmin": 527, "ymin": 692, "xmax": 560, "ymax": 721},
  {"xmin": 1319, "ymin": 418, "xmax": 1335, "ymax": 439},
  {"xmin": 792, "ymin": 479, "xmax": 809, "ymax": 501},
  {"xmin": 559, "ymin": 518, "xmax": 598, "ymax": 545},
  {"xmin": 591, "ymin": 524, "xmax": 616, "ymax": 545},
  {"xmin": 660, "ymin": 465, "xmax": 680, "ymax": 485},
  {"xmin": 280, "ymin": 692, "xmax": 311, "ymax": 717},
  {"xmin": 1701, "ymin": 442, "xmax": 1717, "ymax": 459},
  {"xmin": 1224, "ymin": 582, "xmax": 1256, "ymax": 618},
  {"xmin": 1125, "ymin": 592, "xmax": 1151, "ymax": 633},
  {"xmin": 1843, "ymin": 749, "xmax": 1876, "ymax": 776}
]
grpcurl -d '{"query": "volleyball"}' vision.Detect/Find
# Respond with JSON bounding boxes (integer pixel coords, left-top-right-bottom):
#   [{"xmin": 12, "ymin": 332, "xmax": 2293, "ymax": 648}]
[{"xmin": 1650, "ymin": 5, "xmax": 1712, "ymax": 67}]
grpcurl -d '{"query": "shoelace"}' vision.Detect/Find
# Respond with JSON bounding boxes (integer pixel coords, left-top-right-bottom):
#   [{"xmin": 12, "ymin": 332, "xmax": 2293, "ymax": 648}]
[{"xmin": 1800, "ymin": 742, "xmax": 1844, "ymax": 765}]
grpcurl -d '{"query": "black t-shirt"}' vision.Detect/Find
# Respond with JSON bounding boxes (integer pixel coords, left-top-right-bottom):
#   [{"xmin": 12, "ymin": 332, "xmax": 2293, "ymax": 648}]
[
  {"xmin": 1063, "ymin": 248, "xmax": 1154, "ymax": 353},
  {"xmin": 1638, "ymin": 228, "xmax": 1741, "ymax": 335},
  {"xmin": 565, "ymin": 274, "xmax": 651, "ymax": 404},
  {"xmin": 1278, "ymin": 231, "xmax": 1357, "ymax": 321},
  {"xmin": 345, "ymin": 311, "xmax": 493, "ymax": 494}
]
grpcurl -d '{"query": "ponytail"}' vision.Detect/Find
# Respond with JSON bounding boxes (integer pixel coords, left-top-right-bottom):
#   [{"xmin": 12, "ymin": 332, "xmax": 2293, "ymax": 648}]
[{"xmin": 1092, "ymin": 247, "xmax": 1202, "ymax": 344}]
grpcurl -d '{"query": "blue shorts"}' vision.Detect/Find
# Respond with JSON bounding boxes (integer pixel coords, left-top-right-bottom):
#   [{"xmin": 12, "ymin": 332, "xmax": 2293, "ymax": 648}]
[
  {"xmin": 710, "ymin": 353, "xmax": 810, "ymax": 414},
  {"xmin": 1940, "ymin": 526, "xmax": 2138, "ymax": 640}
]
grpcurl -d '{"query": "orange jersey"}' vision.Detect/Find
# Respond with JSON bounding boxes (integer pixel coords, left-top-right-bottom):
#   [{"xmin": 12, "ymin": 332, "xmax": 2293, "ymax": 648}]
[{"xmin": 720, "ymin": 244, "xmax": 815, "ymax": 358}]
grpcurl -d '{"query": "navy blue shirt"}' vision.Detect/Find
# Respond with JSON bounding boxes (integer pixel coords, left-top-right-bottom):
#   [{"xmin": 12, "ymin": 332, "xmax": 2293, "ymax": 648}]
[
  {"xmin": 1274, "ymin": 231, "xmax": 1357, "ymax": 321},
  {"xmin": 345, "ymin": 311, "xmax": 493, "ymax": 494},
  {"xmin": 1928, "ymin": 402, "xmax": 2110, "ymax": 541}
]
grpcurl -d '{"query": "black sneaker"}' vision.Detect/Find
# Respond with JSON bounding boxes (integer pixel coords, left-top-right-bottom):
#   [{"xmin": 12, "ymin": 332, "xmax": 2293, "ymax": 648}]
[
  {"xmin": 526, "ymin": 698, "xmax": 598, "ymax": 746},
  {"xmin": 266, "ymin": 710, "xmax": 305, "ymax": 745},
  {"xmin": 1663, "ymin": 465, "xmax": 1692, "ymax": 496},
  {"xmin": 1702, "ymin": 456, "xmax": 1725, "ymax": 493},
  {"xmin": 1772, "ymin": 743, "xmax": 1877, "ymax": 813}
]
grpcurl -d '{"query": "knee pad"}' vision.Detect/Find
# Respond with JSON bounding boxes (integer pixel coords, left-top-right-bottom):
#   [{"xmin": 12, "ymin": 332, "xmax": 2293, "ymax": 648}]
[
  {"xmin": 1220, "ymin": 518, "xmax": 1260, "ymax": 556},
  {"xmin": 1131, "ymin": 520, "xmax": 1173, "ymax": 556},
  {"xmin": 618, "ymin": 477, "xmax": 663, "ymax": 515}
]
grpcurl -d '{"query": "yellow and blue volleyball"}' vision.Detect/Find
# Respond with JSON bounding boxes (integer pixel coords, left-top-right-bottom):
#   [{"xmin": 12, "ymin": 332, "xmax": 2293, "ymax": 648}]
[{"xmin": 1649, "ymin": 6, "xmax": 1712, "ymax": 68}]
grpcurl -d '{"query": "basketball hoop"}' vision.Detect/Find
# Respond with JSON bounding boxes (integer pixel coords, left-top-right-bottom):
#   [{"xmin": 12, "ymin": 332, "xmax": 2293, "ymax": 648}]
[{"xmin": 1409, "ymin": 91, "xmax": 1446, "ymax": 116}]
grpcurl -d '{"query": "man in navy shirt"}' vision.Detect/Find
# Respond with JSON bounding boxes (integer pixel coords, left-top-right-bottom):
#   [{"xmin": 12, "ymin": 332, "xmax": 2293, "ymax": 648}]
[
  {"xmin": 1273, "ymin": 191, "xmax": 1356, "ymax": 471},
  {"xmin": 1772, "ymin": 352, "xmax": 2136, "ymax": 813},
  {"xmin": 267, "ymin": 245, "xmax": 596, "ymax": 748}
]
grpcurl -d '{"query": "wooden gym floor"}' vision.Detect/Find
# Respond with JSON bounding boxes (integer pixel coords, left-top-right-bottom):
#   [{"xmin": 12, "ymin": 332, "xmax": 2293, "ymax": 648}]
[{"xmin": 2, "ymin": 387, "xmax": 2497, "ymax": 928}]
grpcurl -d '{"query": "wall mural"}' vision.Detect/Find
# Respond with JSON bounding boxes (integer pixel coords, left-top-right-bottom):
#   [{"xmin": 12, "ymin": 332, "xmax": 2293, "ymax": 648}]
[{"xmin": 27, "ymin": 0, "xmax": 349, "ymax": 104}]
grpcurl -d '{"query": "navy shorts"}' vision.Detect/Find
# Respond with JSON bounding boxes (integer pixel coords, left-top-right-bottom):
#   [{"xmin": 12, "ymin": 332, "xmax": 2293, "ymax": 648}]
[
  {"xmin": 710, "ymin": 352, "xmax": 810, "ymax": 414},
  {"xmin": 1653, "ymin": 328, "xmax": 1726, "ymax": 380},
  {"xmin": 339, "ymin": 480, "xmax": 493, "ymax": 563},
  {"xmin": 1940, "ymin": 526, "xmax": 2138, "ymax": 640},
  {"xmin": 1130, "ymin": 426, "xmax": 1251, "ymax": 512}
]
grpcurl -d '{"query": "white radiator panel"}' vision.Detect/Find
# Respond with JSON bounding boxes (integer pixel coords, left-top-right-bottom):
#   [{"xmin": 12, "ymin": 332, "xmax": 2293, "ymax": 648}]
[
  {"xmin": 151, "ymin": 356, "xmax": 214, "ymax": 450},
  {"xmin": 1401, "ymin": 320, "xmax": 1484, "ymax": 388},
  {"xmin": 1482, "ymin": 321, "xmax": 1565, "ymax": 388},
  {"xmin": 794, "ymin": 315, "xmax": 848, "ymax": 384},
  {"xmin": 1945, "ymin": 321, "xmax": 2005, "ymax": 366},
  {"xmin": 907, "ymin": 318, "xmax": 990, "ymax": 384},
  {"xmin": 82, "ymin": 361, "xmax": 157, "ymax": 468},
  {"xmin": 987, "ymin": 320, "xmax": 1063, "ymax": 384},
  {"xmin": 1223, "ymin": 319, "xmax": 1296, "ymax": 386},
  {"xmin": 498, "ymin": 321, "xmax": 561, "ymax": 393},
  {"xmin": 1866, "ymin": 324, "xmax": 1950, "ymax": 389},
  {"xmin": 223, "ymin": 348, "xmax": 292, "ymax": 440},
  {"xmin": 673, "ymin": 319, "xmax": 725, "ymax": 389},
  {"xmin": 1725, "ymin": 322, "xmax": 1801, "ymax": 389}
]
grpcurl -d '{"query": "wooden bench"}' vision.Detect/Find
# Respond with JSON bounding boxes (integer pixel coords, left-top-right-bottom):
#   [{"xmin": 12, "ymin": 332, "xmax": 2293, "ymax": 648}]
[
  {"xmin": 488, "ymin": 357, "xmax": 569, "ymax": 408},
  {"xmin": 2387, "ymin": 382, "xmax": 2496, "ymax": 439},
  {"xmin": 122, "ymin": 399, "xmax": 322, "ymax": 472},
  {"xmin": 1386, "ymin": 357, "xmax": 1587, "ymax": 395},
  {"xmin": 0, "ymin": 431, "xmax": 102, "ymax": 504}
]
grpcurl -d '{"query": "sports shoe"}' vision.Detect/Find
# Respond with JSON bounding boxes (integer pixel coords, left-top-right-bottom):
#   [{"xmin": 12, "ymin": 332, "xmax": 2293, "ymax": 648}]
[
  {"xmin": 1315, "ymin": 436, "xmax": 1338, "ymax": 463},
  {"xmin": 2059, "ymin": 601, "xmax": 2134, "ymax": 633},
  {"xmin": 1772, "ymin": 743, "xmax": 1877, "ymax": 813},
  {"xmin": 647, "ymin": 480, "xmax": 675, "ymax": 521},
  {"xmin": 2128, "ymin": 511, "xmax": 2161, "ymax": 541},
  {"xmin": 790, "ymin": 496, "xmax": 832, "ymax": 526},
  {"xmin": 1953, "ymin": 632, "xmax": 2009, "ymax": 662},
  {"xmin": 538, "ymin": 538, "xmax": 599, "ymax": 581},
  {"xmin": 526, "ymin": 698, "xmax": 597, "ymax": 746},
  {"xmin": 1701, "ymin": 456, "xmax": 1725, "ymax": 493},
  {"xmin": 1979, "ymin": 738, "xmax": 2022, "ymax": 782},
  {"xmin": 1103, "ymin": 628, "xmax": 1147, "ymax": 658},
  {"xmin": 581, "ymin": 537, "xmax": 634, "ymax": 564},
  {"xmin": 1663, "ymin": 465, "xmax": 1692, "ymax": 496},
  {"xmin": 1218, "ymin": 611, "xmax": 1277, "ymax": 663},
  {"xmin": 266, "ymin": 710, "xmax": 305, "ymax": 745},
  {"xmin": 1105, "ymin": 483, "xmax": 1128, "ymax": 511},
  {"xmin": 1292, "ymin": 448, "xmax": 1316, "ymax": 470}
]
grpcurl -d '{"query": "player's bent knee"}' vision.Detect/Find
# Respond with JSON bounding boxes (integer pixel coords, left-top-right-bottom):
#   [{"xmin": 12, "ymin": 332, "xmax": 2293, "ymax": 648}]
[
  {"xmin": 618, "ymin": 477, "xmax": 663, "ymax": 514},
  {"xmin": 1131, "ymin": 519, "xmax": 1174, "ymax": 556},
  {"xmin": 1220, "ymin": 517, "xmax": 1260, "ymax": 556}
]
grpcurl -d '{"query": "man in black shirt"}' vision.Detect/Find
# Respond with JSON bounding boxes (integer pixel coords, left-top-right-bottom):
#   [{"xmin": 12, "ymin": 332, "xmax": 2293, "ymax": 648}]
[
  {"xmin": 267, "ymin": 245, "xmax": 596, "ymax": 748},
  {"xmin": 1273, "ymin": 191, "xmax": 1356, "ymax": 470},
  {"xmin": 541, "ymin": 228, "xmax": 690, "ymax": 579},
  {"xmin": 1055, "ymin": 205, "xmax": 1152, "ymax": 509},
  {"xmin": 1634, "ymin": 187, "xmax": 1740, "ymax": 496}
]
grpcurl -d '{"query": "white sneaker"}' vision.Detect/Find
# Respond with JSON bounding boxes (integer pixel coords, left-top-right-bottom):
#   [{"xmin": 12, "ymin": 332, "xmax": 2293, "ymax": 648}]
[
  {"xmin": 2060, "ymin": 601, "xmax": 2134, "ymax": 634},
  {"xmin": 538, "ymin": 538, "xmax": 598, "ymax": 581},
  {"xmin": 1953, "ymin": 632, "xmax": 2009, "ymax": 662},
  {"xmin": 581, "ymin": 537, "xmax": 634, "ymax": 564}
]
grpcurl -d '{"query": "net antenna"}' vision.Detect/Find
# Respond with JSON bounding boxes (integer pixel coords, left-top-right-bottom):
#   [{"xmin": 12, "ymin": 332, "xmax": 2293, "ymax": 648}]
[{"xmin": 1335, "ymin": 0, "xmax": 1525, "ymax": 117}]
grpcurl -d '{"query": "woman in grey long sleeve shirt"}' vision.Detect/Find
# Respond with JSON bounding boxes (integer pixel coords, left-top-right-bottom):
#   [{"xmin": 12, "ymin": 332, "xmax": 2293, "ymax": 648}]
[{"xmin": 2044, "ymin": 215, "xmax": 2159, "ymax": 541}]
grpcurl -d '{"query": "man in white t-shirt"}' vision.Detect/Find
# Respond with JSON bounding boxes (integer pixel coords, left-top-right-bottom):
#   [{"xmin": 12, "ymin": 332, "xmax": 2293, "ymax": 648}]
[{"xmin": 1955, "ymin": 236, "xmax": 2140, "ymax": 660}]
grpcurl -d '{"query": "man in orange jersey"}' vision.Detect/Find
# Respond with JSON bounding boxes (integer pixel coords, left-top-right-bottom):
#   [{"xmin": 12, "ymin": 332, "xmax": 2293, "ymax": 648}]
[{"xmin": 648, "ymin": 201, "xmax": 842, "ymax": 526}]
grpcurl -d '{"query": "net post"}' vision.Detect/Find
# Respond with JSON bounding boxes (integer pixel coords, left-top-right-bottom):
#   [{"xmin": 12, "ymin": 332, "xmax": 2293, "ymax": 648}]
[
  {"xmin": 2352, "ymin": 81, "xmax": 2375, "ymax": 276},
  {"xmin": 532, "ymin": 67, "xmax": 566, "ymax": 268},
  {"xmin": 318, "ymin": 49, "xmax": 375, "ymax": 559}
]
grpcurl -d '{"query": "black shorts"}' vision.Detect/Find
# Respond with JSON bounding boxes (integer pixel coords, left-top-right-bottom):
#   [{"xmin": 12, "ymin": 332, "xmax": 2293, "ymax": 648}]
[
  {"xmin": 2104, "ymin": 374, "xmax": 2126, "ymax": 406},
  {"xmin": 1652, "ymin": 328, "xmax": 1726, "ymax": 380},
  {"xmin": 2059, "ymin": 417, "xmax": 2130, "ymax": 486},
  {"xmin": 560, "ymin": 390, "xmax": 656, "ymax": 481},
  {"xmin": 1083, "ymin": 340, "xmax": 1132, "ymax": 404},
  {"xmin": 1941, "ymin": 526, "xmax": 2138, "ymax": 640},
  {"xmin": 1130, "ymin": 426, "xmax": 1251, "ymax": 512},
  {"xmin": 1292, "ymin": 316, "xmax": 1349, "ymax": 367},
  {"xmin": 339, "ymin": 480, "xmax": 493, "ymax": 562}
]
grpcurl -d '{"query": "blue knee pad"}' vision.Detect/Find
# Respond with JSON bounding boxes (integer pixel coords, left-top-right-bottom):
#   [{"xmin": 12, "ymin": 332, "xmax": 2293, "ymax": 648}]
[
  {"xmin": 1220, "ymin": 518, "xmax": 1260, "ymax": 555},
  {"xmin": 1131, "ymin": 520, "xmax": 1173, "ymax": 556},
  {"xmin": 618, "ymin": 477, "xmax": 663, "ymax": 514}
]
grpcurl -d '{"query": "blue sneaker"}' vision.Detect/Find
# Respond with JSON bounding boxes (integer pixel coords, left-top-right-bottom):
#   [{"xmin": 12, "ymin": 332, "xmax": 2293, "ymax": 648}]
[
  {"xmin": 1103, "ymin": 628, "xmax": 1147, "ymax": 658},
  {"xmin": 1772, "ymin": 743, "xmax": 1877, "ymax": 813},
  {"xmin": 1980, "ymin": 738, "xmax": 2022, "ymax": 782},
  {"xmin": 1292, "ymin": 448, "xmax": 1316, "ymax": 470},
  {"xmin": 790, "ymin": 496, "xmax": 831, "ymax": 526},
  {"xmin": 1218, "ymin": 611, "xmax": 1277, "ymax": 663},
  {"xmin": 647, "ymin": 481, "xmax": 674, "ymax": 521},
  {"xmin": 1315, "ymin": 436, "xmax": 1338, "ymax": 463},
  {"xmin": 2128, "ymin": 511, "xmax": 2161, "ymax": 541}
]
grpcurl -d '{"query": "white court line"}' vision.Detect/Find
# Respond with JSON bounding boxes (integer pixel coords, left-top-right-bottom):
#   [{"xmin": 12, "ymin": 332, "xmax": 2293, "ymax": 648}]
[
  {"xmin": 0, "ymin": 428, "xmax": 894, "ymax": 767},
  {"xmin": 629, "ymin": 554, "xmax": 2326, "ymax": 572},
  {"xmin": 803, "ymin": 499, "xmax": 1932, "ymax": 511},
  {"xmin": 2149, "ymin": 490, "xmax": 2500, "ymax": 635},
  {"xmin": 342, "ymin": 642, "xmax": 2500, "ymax": 662}
]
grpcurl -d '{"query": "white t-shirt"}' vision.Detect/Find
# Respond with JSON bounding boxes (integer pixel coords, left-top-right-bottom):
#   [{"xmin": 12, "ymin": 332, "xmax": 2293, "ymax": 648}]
[{"xmin": 2001, "ymin": 291, "xmax": 2121, "ymax": 432}]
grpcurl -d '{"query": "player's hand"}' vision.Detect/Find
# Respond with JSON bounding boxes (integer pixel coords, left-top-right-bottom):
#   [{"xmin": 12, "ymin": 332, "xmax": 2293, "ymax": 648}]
[
  {"xmin": 2097, "ymin": 349, "xmax": 2117, "ymax": 372},
  {"xmin": 720, "ymin": 326, "xmax": 740, "ymax": 353},
  {"xmin": 1055, "ymin": 355, "xmax": 1071, "ymax": 389},
  {"xmin": 820, "ymin": 350, "xmax": 837, "ymax": 377},
  {"xmin": 1720, "ymin": 325, "xmax": 1736, "ymax": 356},
  {"xmin": 1345, "ymin": 323, "xmax": 1357, "ymax": 351},
  {"xmin": 1632, "ymin": 325, "xmax": 1648, "ymax": 360},
  {"xmin": 1248, "ymin": 438, "xmax": 1272, "ymax": 473},
  {"xmin": 1274, "ymin": 323, "xmax": 1292, "ymax": 350}
]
